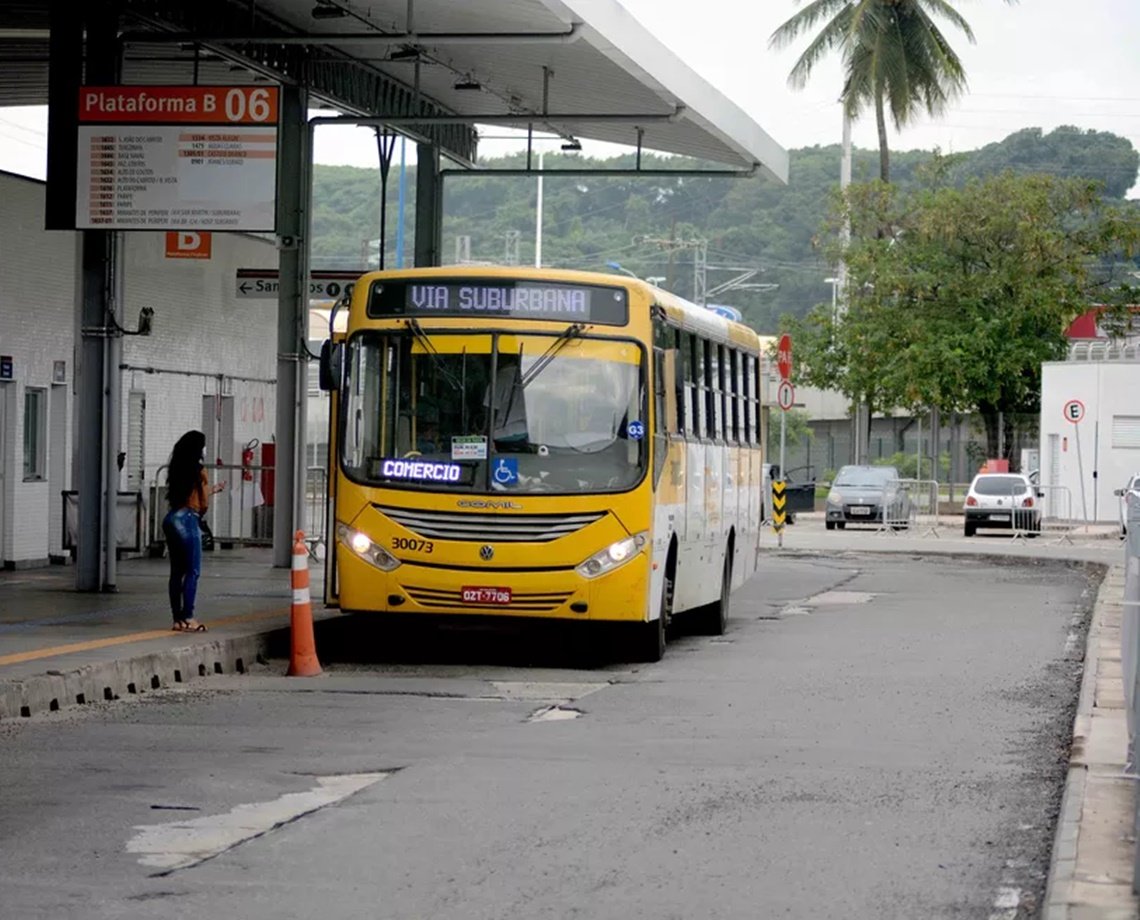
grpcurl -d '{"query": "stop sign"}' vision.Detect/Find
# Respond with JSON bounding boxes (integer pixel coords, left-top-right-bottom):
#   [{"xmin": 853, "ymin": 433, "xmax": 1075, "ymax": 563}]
[{"xmin": 776, "ymin": 334, "xmax": 792, "ymax": 380}]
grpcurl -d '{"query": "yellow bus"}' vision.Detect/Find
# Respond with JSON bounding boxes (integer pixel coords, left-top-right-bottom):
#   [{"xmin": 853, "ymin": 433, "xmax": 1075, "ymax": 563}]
[{"xmin": 318, "ymin": 266, "xmax": 766, "ymax": 661}]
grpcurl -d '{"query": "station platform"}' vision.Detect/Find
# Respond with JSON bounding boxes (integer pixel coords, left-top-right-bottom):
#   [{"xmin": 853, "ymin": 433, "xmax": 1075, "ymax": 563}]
[{"xmin": 0, "ymin": 546, "xmax": 323, "ymax": 720}]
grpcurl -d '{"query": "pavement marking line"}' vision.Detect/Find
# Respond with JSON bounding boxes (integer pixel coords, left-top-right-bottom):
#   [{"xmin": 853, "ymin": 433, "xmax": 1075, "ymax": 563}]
[
  {"xmin": 127, "ymin": 772, "xmax": 388, "ymax": 874},
  {"xmin": 0, "ymin": 607, "xmax": 290, "ymax": 668}
]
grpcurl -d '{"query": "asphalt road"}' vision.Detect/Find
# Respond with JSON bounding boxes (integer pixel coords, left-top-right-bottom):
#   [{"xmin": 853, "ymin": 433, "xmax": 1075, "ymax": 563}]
[{"xmin": 0, "ymin": 551, "xmax": 1096, "ymax": 920}]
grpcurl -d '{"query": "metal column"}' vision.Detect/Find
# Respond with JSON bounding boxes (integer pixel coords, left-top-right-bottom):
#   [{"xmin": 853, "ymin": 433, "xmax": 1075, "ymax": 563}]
[
  {"xmin": 414, "ymin": 143, "xmax": 443, "ymax": 267},
  {"xmin": 272, "ymin": 85, "xmax": 310, "ymax": 566},
  {"xmin": 64, "ymin": 5, "xmax": 119, "ymax": 590}
]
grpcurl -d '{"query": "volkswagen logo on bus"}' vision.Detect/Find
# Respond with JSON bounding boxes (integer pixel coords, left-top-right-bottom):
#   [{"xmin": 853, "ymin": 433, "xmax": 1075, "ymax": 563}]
[{"xmin": 479, "ymin": 545, "xmax": 495, "ymax": 561}]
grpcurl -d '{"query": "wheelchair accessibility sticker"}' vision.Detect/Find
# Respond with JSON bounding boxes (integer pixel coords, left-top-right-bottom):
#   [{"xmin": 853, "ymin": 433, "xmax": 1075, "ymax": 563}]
[{"xmin": 493, "ymin": 458, "xmax": 519, "ymax": 486}]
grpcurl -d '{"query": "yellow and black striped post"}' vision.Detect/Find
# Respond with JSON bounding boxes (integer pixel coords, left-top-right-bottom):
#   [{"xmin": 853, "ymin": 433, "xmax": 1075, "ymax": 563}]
[{"xmin": 772, "ymin": 480, "xmax": 787, "ymax": 546}]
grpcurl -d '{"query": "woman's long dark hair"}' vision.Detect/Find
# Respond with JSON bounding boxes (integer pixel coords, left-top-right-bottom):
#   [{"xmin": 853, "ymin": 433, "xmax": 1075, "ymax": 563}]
[{"xmin": 166, "ymin": 430, "xmax": 206, "ymax": 510}]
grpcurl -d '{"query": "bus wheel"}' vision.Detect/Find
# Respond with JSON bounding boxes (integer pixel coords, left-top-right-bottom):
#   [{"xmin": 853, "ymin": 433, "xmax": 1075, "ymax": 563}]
[{"xmin": 695, "ymin": 551, "xmax": 732, "ymax": 636}]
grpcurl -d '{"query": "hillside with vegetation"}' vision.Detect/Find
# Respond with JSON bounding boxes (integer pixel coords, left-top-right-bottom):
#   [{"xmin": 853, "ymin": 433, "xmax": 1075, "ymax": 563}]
[{"xmin": 312, "ymin": 127, "xmax": 1139, "ymax": 333}]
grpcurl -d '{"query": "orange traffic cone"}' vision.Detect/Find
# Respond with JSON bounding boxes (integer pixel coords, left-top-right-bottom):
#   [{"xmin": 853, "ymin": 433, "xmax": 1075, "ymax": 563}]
[{"xmin": 287, "ymin": 530, "xmax": 322, "ymax": 677}]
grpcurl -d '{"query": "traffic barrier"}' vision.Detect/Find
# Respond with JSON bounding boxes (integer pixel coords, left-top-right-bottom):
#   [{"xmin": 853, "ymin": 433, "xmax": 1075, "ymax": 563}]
[
  {"xmin": 1005, "ymin": 479, "xmax": 1041, "ymax": 542},
  {"xmin": 898, "ymin": 478, "xmax": 941, "ymax": 538},
  {"xmin": 875, "ymin": 479, "xmax": 916, "ymax": 534},
  {"xmin": 287, "ymin": 529, "xmax": 323, "ymax": 677},
  {"xmin": 1037, "ymin": 484, "xmax": 1076, "ymax": 546}
]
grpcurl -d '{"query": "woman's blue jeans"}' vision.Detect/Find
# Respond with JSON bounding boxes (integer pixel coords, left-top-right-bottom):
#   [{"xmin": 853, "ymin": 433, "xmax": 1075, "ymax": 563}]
[{"xmin": 163, "ymin": 507, "xmax": 201, "ymax": 621}]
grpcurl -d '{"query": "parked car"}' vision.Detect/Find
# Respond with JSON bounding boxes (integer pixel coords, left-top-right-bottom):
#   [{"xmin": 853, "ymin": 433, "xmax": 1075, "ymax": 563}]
[
  {"xmin": 963, "ymin": 473, "xmax": 1041, "ymax": 537},
  {"xmin": 824, "ymin": 465, "xmax": 911, "ymax": 530},
  {"xmin": 1115, "ymin": 473, "xmax": 1140, "ymax": 537}
]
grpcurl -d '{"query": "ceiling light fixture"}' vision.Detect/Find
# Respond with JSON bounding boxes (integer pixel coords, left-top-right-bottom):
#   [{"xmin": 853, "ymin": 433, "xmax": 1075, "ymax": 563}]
[
  {"xmin": 453, "ymin": 76, "xmax": 481, "ymax": 91},
  {"xmin": 388, "ymin": 46, "xmax": 421, "ymax": 61},
  {"xmin": 311, "ymin": 3, "xmax": 349, "ymax": 19}
]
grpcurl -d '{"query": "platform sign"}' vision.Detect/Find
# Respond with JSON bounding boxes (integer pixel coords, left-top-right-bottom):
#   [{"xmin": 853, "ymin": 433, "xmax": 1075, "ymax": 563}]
[
  {"xmin": 76, "ymin": 86, "xmax": 279, "ymax": 232},
  {"xmin": 235, "ymin": 269, "xmax": 365, "ymax": 301}
]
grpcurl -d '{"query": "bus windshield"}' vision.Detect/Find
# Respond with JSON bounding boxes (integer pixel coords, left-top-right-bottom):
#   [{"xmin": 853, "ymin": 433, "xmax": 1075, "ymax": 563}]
[{"xmin": 341, "ymin": 329, "xmax": 647, "ymax": 494}]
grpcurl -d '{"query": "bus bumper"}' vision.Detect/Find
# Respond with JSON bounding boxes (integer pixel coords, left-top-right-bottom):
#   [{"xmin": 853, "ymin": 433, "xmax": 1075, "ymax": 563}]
[{"xmin": 336, "ymin": 546, "xmax": 649, "ymax": 623}]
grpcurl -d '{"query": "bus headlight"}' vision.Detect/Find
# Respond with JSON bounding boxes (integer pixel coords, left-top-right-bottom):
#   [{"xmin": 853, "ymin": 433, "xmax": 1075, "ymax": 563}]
[
  {"xmin": 336, "ymin": 523, "xmax": 401, "ymax": 572},
  {"xmin": 576, "ymin": 532, "xmax": 647, "ymax": 579}
]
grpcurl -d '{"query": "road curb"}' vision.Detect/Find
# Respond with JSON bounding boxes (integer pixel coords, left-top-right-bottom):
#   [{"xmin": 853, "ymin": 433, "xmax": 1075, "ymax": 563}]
[
  {"xmin": 0, "ymin": 628, "xmax": 288, "ymax": 721},
  {"xmin": 1042, "ymin": 563, "xmax": 1137, "ymax": 920}
]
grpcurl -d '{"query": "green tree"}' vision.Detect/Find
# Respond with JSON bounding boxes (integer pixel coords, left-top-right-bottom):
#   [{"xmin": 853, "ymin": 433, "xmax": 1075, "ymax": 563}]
[
  {"xmin": 769, "ymin": 0, "xmax": 1006, "ymax": 183},
  {"xmin": 787, "ymin": 172, "xmax": 1140, "ymax": 459}
]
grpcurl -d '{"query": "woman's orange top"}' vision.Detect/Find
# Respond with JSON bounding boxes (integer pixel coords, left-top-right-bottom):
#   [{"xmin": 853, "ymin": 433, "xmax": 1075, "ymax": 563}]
[{"xmin": 186, "ymin": 468, "xmax": 210, "ymax": 514}]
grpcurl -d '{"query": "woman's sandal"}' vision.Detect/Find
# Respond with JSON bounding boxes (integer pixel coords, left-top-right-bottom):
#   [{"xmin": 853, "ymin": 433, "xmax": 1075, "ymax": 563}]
[{"xmin": 172, "ymin": 620, "xmax": 208, "ymax": 632}]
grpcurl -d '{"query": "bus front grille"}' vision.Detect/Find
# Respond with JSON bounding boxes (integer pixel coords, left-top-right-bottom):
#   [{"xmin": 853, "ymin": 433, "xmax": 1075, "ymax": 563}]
[
  {"xmin": 403, "ymin": 586, "xmax": 573, "ymax": 612},
  {"xmin": 375, "ymin": 506, "xmax": 605, "ymax": 543}
]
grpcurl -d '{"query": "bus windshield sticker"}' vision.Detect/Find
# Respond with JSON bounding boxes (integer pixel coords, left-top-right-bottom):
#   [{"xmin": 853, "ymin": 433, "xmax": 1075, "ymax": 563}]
[
  {"xmin": 368, "ymin": 280, "xmax": 628, "ymax": 325},
  {"xmin": 451, "ymin": 435, "xmax": 488, "ymax": 461},
  {"xmin": 492, "ymin": 458, "xmax": 519, "ymax": 487},
  {"xmin": 627, "ymin": 420, "xmax": 645, "ymax": 440},
  {"xmin": 372, "ymin": 458, "xmax": 471, "ymax": 484}
]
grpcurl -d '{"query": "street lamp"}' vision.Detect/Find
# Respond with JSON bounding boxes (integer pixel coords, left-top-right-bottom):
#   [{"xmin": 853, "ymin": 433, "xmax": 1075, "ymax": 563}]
[
  {"xmin": 606, "ymin": 260, "xmax": 639, "ymax": 279},
  {"xmin": 824, "ymin": 276, "xmax": 839, "ymax": 322}
]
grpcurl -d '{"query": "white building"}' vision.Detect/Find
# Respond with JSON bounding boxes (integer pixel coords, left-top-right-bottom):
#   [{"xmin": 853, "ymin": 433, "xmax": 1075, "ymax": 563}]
[
  {"xmin": 1040, "ymin": 354, "xmax": 1140, "ymax": 524},
  {"xmin": 0, "ymin": 170, "xmax": 282, "ymax": 568}
]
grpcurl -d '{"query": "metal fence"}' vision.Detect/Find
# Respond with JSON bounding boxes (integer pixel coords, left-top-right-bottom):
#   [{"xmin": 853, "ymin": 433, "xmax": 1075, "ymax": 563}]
[
  {"xmin": 147, "ymin": 463, "xmax": 330, "ymax": 554},
  {"xmin": 895, "ymin": 479, "xmax": 941, "ymax": 537}
]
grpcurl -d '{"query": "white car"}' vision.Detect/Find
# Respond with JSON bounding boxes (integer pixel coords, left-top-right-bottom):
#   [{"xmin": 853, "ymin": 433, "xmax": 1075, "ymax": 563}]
[
  {"xmin": 963, "ymin": 473, "xmax": 1042, "ymax": 537},
  {"xmin": 1115, "ymin": 473, "xmax": 1140, "ymax": 537}
]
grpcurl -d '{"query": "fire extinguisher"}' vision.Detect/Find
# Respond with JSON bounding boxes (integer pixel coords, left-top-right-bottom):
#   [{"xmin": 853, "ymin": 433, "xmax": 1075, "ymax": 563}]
[{"xmin": 242, "ymin": 438, "xmax": 259, "ymax": 482}]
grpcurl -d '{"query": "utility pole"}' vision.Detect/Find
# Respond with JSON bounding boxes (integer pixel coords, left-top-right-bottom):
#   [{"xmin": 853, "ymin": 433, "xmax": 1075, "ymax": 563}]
[{"xmin": 504, "ymin": 229, "xmax": 520, "ymax": 266}]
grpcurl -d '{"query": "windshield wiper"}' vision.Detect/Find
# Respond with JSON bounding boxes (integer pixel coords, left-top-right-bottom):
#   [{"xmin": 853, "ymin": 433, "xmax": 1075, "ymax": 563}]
[
  {"xmin": 520, "ymin": 323, "xmax": 585, "ymax": 389},
  {"xmin": 405, "ymin": 319, "xmax": 464, "ymax": 392}
]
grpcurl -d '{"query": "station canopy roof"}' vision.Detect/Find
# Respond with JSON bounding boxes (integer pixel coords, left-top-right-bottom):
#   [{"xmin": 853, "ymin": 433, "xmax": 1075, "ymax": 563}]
[{"xmin": 0, "ymin": 0, "xmax": 787, "ymax": 181}]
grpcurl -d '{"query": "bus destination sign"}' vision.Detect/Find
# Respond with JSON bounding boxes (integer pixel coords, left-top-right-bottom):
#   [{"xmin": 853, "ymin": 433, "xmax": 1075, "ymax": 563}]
[{"xmin": 368, "ymin": 280, "xmax": 628, "ymax": 325}]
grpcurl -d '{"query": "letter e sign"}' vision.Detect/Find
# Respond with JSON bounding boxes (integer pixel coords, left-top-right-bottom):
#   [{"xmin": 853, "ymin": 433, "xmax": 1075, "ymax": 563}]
[
  {"xmin": 1062, "ymin": 399, "xmax": 1085, "ymax": 424},
  {"xmin": 165, "ymin": 231, "xmax": 212, "ymax": 260}
]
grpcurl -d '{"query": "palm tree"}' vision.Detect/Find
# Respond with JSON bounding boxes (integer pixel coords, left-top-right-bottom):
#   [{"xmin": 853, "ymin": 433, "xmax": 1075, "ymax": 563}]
[{"xmin": 769, "ymin": 0, "xmax": 986, "ymax": 183}]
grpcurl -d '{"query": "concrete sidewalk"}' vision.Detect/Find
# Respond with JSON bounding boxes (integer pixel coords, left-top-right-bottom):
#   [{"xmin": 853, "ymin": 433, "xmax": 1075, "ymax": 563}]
[{"xmin": 0, "ymin": 546, "xmax": 323, "ymax": 720}]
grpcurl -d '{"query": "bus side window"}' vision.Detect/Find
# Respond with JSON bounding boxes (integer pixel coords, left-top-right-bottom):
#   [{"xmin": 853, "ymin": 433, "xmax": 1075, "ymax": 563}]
[
  {"xmin": 750, "ymin": 355, "xmax": 761, "ymax": 446},
  {"xmin": 741, "ymin": 352, "xmax": 752, "ymax": 445},
  {"xmin": 728, "ymin": 349, "xmax": 740, "ymax": 445},
  {"xmin": 692, "ymin": 334, "xmax": 707, "ymax": 440},
  {"xmin": 656, "ymin": 347, "xmax": 679, "ymax": 434}
]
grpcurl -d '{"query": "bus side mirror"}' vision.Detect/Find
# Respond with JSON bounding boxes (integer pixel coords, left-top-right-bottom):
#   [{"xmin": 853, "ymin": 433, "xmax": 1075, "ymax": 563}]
[{"xmin": 319, "ymin": 340, "xmax": 342, "ymax": 391}]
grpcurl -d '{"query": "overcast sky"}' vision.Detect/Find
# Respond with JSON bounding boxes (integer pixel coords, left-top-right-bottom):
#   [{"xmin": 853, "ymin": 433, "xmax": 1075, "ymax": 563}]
[{"xmin": 1, "ymin": 0, "xmax": 1138, "ymax": 195}]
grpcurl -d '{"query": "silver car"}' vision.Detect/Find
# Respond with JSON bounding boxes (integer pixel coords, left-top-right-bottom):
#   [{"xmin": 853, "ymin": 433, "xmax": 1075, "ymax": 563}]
[
  {"xmin": 963, "ymin": 473, "xmax": 1041, "ymax": 536},
  {"xmin": 825, "ymin": 465, "xmax": 911, "ymax": 530},
  {"xmin": 1115, "ymin": 473, "xmax": 1140, "ymax": 537}
]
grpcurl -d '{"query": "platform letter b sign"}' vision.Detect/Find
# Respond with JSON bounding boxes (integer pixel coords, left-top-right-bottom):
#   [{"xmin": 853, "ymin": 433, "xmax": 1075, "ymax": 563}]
[{"xmin": 165, "ymin": 231, "xmax": 212, "ymax": 260}]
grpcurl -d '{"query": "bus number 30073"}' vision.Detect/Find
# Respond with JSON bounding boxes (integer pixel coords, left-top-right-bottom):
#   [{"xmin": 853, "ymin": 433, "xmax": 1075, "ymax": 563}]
[{"xmin": 392, "ymin": 537, "xmax": 434, "ymax": 554}]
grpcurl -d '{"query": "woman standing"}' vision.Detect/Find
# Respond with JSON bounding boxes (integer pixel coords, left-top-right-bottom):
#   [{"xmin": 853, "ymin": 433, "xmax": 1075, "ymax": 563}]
[{"xmin": 163, "ymin": 430, "xmax": 223, "ymax": 632}]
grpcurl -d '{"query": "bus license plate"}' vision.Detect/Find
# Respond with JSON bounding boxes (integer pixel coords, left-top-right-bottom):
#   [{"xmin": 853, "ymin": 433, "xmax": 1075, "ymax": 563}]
[{"xmin": 462, "ymin": 586, "xmax": 512, "ymax": 605}]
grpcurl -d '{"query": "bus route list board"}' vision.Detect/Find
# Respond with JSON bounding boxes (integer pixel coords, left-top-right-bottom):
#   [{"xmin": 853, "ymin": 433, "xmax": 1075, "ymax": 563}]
[{"xmin": 76, "ymin": 86, "xmax": 280, "ymax": 232}]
